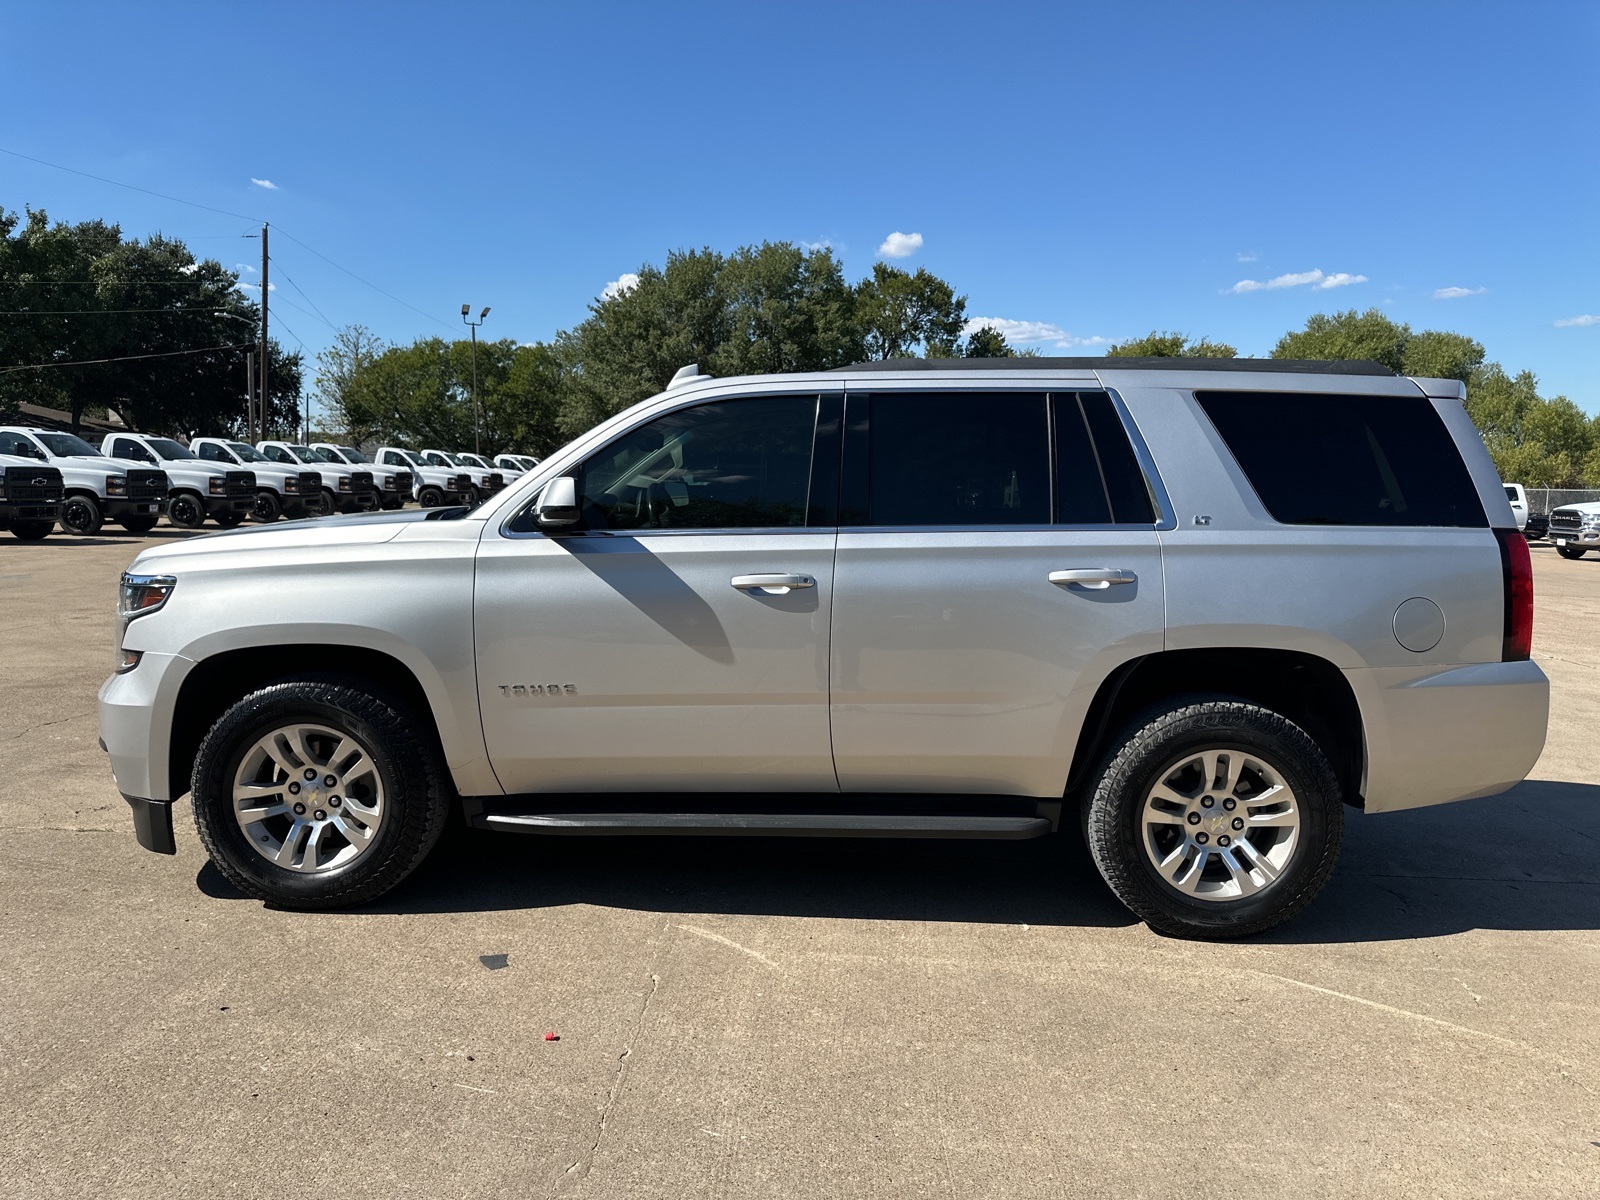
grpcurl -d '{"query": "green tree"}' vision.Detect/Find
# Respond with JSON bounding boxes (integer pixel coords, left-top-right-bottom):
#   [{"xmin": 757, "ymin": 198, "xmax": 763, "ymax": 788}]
[
  {"xmin": 853, "ymin": 262, "xmax": 967, "ymax": 360},
  {"xmin": 1272, "ymin": 309, "xmax": 1484, "ymax": 383},
  {"xmin": 1465, "ymin": 362, "xmax": 1594, "ymax": 487},
  {"xmin": 316, "ymin": 324, "xmax": 389, "ymax": 439},
  {"xmin": 963, "ymin": 325, "xmax": 1016, "ymax": 357},
  {"xmin": 1106, "ymin": 330, "xmax": 1237, "ymax": 358}
]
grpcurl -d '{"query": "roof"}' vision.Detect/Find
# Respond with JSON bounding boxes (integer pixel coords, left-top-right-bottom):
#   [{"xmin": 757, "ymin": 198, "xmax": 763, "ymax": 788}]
[{"xmin": 832, "ymin": 357, "xmax": 1398, "ymax": 376}]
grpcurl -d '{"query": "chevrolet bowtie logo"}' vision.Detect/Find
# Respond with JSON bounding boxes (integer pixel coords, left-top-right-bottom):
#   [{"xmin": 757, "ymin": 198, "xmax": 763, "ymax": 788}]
[{"xmin": 32, "ymin": 477, "xmax": 48, "ymax": 485}]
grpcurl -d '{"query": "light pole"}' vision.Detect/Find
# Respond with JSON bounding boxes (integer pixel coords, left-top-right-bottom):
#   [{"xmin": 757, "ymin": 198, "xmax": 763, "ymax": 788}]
[{"xmin": 461, "ymin": 304, "xmax": 490, "ymax": 455}]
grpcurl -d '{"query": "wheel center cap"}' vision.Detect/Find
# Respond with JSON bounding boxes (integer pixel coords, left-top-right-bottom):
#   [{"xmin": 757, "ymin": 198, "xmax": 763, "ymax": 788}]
[{"xmin": 1203, "ymin": 812, "xmax": 1230, "ymax": 835}]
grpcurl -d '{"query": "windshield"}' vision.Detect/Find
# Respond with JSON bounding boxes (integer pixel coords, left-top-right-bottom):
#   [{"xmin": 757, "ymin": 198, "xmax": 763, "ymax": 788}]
[
  {"xmin": 227, "ymin": 441, "xmax": 270, "ymax": 463},
  {"xmin": 35, "ymin": 432, "xmax": 102, "ymax": 457},
  {"xmin": 337, "ymin": 446, "xmax": 372, "ymax": 463},
  {"xmin": 459, "ymin": 453, "xmax": 490, "ymax": 469},
  {"xmin": 147, "ymin": 437, "xmax": 195, "ymax": 460},
  {"xmin": 290, "ymin": 445, "xmax": 336, "ymax": 463},
  {"xmin": 399, "ymin": 451, "xmax": 427, "ymax": 468},
  {"xmin": 423, "ymin": 452, "xmax": 454, "ymax": 467}
]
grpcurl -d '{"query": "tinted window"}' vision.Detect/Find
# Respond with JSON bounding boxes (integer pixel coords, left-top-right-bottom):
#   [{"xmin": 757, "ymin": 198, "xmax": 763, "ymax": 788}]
[
  {"xmin": 0, "ymin": 432, "xmax": 38, "ymax": 457},
  {"xmin": 1196, "ymin": 391, "xmax": 1487, "ymax": 527},
  {"xmin": 196, "ymin": 443, "xmax": 229, "ymax": 462},
  {"xmin": 1051, "ymin": 392, "xmax": 1156, "ymax": 524},
  {"xmin": 573, "ymin": 395, "xmax": 817, "ymax": 530},
  {"xmin": 865, "ymin": 393, "xmax": 1049, "ymax": 526},
  {"xmin": 111, "ymin": 438, "xmax": 153, "ymax": 463}
]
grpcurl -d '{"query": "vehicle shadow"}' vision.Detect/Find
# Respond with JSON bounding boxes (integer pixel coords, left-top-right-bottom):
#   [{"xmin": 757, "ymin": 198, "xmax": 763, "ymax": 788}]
[
  {"xmin": 196, "ymin": 779, "xmax": 1600, "ymax": 941},
  {"xmin": 21, "ymin": 529, "xmax": 207, "ymax": 547}
]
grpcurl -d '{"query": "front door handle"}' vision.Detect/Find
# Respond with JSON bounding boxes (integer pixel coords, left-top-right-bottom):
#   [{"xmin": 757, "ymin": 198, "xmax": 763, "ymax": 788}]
[
  {"xmin": 732, "ymin": 573, "xmax": 815, "ymax": 594},
  {"xmin": 1050, "ymin": 568, "xmax": 1137, "ymax": 589}
]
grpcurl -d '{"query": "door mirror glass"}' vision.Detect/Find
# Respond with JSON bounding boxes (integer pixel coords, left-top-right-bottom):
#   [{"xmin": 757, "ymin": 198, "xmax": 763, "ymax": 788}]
[{"xmin": 536, "ymin": 477, "xmax": 581, "ymax": 527}]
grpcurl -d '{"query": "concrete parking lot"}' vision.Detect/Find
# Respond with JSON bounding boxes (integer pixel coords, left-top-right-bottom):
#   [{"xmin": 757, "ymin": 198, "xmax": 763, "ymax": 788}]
[{"xmin": 2, "ymin": 533, "xmax": 1597, "ymax": 1199}]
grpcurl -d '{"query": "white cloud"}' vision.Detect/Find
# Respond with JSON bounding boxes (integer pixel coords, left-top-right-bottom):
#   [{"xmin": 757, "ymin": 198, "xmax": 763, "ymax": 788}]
[
  {"xmin": 237, "ymin": 280, "xmax": 276, "ymax": 293},
  {"xmin": 1554, "ymin": 313, "xmax": 1600, "ymax": 327},
  {"xmin": 1236, "ymin": 251, "xmax": 1259, "ymax": 263},
  {"xmin": 1228, "ymin": 268, "xmax": 1366, "ymax": 294},
  {"xmin": 601, "ymin": 272, "xmax": 639, "ymax": 301},
  {"xmin": 877, "ymin": 230, "xmax": 923, "ymax": 259},
  {"xmin": 177, "ymin": 263, "xmax": 200, "ymax": 275},
  {"xmin": 250, "ymin": 177, "xmax": 278, "ymax": 191},
  {"xmin": 1433, "ymin": 286, "xmax": 1487, "ymax": 299},
  {"xmin": 801, "ymin": 238, "xmax": 835, "ymax": 253},
  {"xmin": 964, "ymin": 317, "xmax": 1111, "ymax": 350}
]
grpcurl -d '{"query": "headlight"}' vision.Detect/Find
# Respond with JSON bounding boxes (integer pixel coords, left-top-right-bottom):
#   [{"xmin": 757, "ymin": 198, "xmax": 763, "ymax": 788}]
[
  {"xmin": 107, "ymin": 475, "xmax": 128, "ymax": 496},
  {"xmin": 208, "ymin": 476, "xmax": 226, "ymax": 495},
  {"xmin": 383, "ymin": 474, "xmax": 395, "ymax": 490},
  {"xmin": 338, "ymin": 475, "xmax": 352, "ymax": 491},
  {"xmin": 284, "ymin": 476, "xmax": 299, "ymax": 493},
  {"xmin": 1582, "ymin": 513, "xmax": 1600, "ymax": 528},
  {"xmin": 117, "ymin": 572, "xmax": 176, "ymax": 656}
]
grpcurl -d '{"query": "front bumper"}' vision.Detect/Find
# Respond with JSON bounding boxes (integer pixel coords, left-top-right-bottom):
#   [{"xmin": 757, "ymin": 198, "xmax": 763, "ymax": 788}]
[
  {"xmin": 99, "ymin": 651, "xmax": 191, "ymax": 854},
  {"xmin": 1548, "ymin": 528, "xmax": 1600, "ymax": 546},
  {"xmin": 203, "ymin": 495, "xmax": 253, "ymax": 517},
  {"xmin": 1351, "ymin": 658, "xmax": 1549, "ymax": 813},
  {"xmin": 104, "ymin": 497, "xmax": 168, "ymax": 519},
  {"xmin": 124, "ymin": 794, "xmax": 175, "ymax": 854},
  {"xmin": 1, "ymin": 501, "xmax": 63, "ymax": 522}
]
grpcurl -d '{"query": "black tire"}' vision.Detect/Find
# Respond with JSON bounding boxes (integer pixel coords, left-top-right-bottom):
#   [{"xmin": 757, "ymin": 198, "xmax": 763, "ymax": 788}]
[
  {"xmin": 381, "ymin": 497, "xmax": 403, "ymax": 510},
  {"xmin": 118, "ymin": 515, "xmax": 159, "ymax": 534},
  {"xmin": 1557, "ymin": 544, "xmax": 1587, "ymax": 560},
  {"xmin": 418, "ymin": 486, "xmax": 444, "ymax": 508},
  {"xmin": 318, "ymin": 489, "xmax": 339, "ymax": 517},
  {"xmin": 168, "ymin": 492, "xmax": 206, "ymax": 529},
  {"xmin": 1083, "ymin": 697, "xmax": 1344, "ymax": 940},
  {"xmin": 9, "ymin": 520, "xmax": 53, "ymax": 541},
  {"xmin": 214, "ymin": 512, "xmax": 246, "ymax": 528},
  {"xmin": 252, "ymin": 490, "xmax": 283, "ymax": 523},
  {"xmin": 61, "ymin": 493, "xmax": 104, "ymax": 535},
  {"xmin": 191, "ymin": 677, "xmax": 452, "ymax": 909}
]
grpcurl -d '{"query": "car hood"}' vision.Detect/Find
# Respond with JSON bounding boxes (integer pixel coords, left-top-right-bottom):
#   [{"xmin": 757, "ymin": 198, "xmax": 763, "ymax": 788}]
[
  {"xmin": 1552, "ymin": 502, "xmax": 1600, "ymax": 516},
  {"xmin": 129, "ymin": 506, "xmax": 478, "ymax": 571}
]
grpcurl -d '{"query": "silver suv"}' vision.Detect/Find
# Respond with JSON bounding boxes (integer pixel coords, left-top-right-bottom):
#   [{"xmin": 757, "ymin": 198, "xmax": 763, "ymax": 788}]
[{"xmin": 99, "ymin": 359, "xmax": 1548, "ymax": 938}]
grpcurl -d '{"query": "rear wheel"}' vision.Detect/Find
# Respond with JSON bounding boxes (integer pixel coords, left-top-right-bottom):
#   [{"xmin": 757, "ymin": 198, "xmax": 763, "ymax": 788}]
[
  {"xmin": 61, "ymin": 493, "xmax": 104, "ymax": 535},
  {"xmin": 9, "ymin": 520, "xmax": 53, "ymax": 541},
  {"xmin": 191, "ymin": 678, "xmax": 452, "ymax": 909},
  {"xmin": 252, "ymin": 490, "xmax": 283, "ymax": 522},
  {"xmin": 1084, "ymin": 698, "xmax": 1343, "ymax": 940},
  {"xmin": 418, "ymin": 486, "xmax": 444, "ymax": 508},
  {"xmin": 1557, "ymin": 544, "xmax": 1587, "ymax": 560},
  {"xmin": 118, "ymin": 515, "xmax": 159, "ymax": 534},
  {"xmin": 168, "ymin": 492, "xmax": 206, "ymax": 529}
]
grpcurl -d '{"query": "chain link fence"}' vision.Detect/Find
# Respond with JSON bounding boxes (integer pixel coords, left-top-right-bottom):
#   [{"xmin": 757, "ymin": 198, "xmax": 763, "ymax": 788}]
[{"xmin": 1527, "ymin": 488, "xmax": 1600, "ymax": 515}]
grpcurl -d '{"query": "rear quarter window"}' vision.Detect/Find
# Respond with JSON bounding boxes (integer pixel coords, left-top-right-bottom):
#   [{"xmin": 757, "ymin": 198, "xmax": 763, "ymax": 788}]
[{"xmin": 1195, "ymin": 390, "xmax": 1487, "ymax": 528}]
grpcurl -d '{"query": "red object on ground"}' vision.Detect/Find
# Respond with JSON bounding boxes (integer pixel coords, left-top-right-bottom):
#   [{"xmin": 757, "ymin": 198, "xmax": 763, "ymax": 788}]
[{"xmin": 544, "ymin": 1032, "xmax": 559, "ymax": 1041}]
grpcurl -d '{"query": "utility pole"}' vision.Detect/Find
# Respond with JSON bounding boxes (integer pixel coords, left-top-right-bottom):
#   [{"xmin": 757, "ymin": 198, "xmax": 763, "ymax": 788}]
[
  {"xmin": 258, "ymin": 224, "xmax": 269, "ymax": 443},
  {"xmin": 246, "ymin": 350, "xmax": 255, "ymax": 439},
  {"xmin": 461, "ymin": 304, "xmax": 490, "ymax": 455}
]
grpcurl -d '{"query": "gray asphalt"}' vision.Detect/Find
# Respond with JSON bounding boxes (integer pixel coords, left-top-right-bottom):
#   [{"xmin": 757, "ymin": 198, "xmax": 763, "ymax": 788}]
[{"xmin": 2, "ymin": 530, "xmax": 1597, "ymax": 1198}]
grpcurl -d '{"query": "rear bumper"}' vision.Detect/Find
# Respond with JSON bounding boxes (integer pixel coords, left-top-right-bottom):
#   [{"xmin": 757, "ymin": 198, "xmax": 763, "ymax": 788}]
[{"xmin": 1350, "ymin": 658, "xmax": 1549, "ymax": 813}]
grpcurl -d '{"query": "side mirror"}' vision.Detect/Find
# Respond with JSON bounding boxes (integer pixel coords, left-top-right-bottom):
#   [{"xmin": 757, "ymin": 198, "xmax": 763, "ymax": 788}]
[{"xmin": 536, "ymin": 477, "xmax": 581, "ymax": 528}]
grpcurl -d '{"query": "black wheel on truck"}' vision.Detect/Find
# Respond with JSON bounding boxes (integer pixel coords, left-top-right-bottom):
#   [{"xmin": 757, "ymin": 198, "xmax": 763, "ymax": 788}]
[
  {"xmin": 317, "ymin": 489, "xmax": 339, "ymax": 517},
  {"xmin": 417, "ymin": 486, "xmax": 444, "ymax": 508},
  {"xmin": 1083, "ymin": 696, "xmax": 1344, "ymax": 941},
  {"xmin": 213, "ymin": 512, "xmax": 246, "ymax": 528},
  {"xmin": 1556, "ymin": 544, "xmax": 1587, "ymax": 560},
  {"xmin": 61, "ymin": 493, "xmax": 104, "ymax": 535},
  {"xmin": 168, "ymin": 492, "xmax": 206, "ymax": 529},
  {"xmin": 252, "ymin": 490, "xmax": 283, "ymax": 522},
  {"xmin": 118, "ymin": 515, "xmax": 159, "ymax": 534},
  {"xmin": 190, "ymin": 676, "xmax": 453, "ymax": 909},
  {"xmin": 9, "ymin": 519, "xmax": 54, "ymax": 540}
]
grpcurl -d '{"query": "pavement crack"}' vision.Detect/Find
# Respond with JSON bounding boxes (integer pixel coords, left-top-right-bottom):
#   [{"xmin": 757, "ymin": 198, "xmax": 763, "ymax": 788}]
[
  {"xmin": 676, "ymin": 923, "xmax": 782, "ymax": 972},
  {"xmin": 549, "ymin": 927, "xmax": 669, "ymax": 1197},
  {"xmin": 1, "ymin": 711, "xmax": 94, "ymax": 743}
]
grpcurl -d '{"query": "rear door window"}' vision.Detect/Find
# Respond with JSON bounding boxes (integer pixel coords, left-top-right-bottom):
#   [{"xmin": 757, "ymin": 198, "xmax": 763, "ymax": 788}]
[
  {"xmin": 1196, "ymin": 390, "xmax": 1487, "ymax": 527},
  {"xmin": 1054, "ymin": 392, "xmax": 1156, "ymax": 524}
]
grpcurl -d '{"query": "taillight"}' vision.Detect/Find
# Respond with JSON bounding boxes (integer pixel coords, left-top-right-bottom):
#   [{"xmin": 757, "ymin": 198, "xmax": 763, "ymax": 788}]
[{"xmin": 1495, "ymin": 528, "xmax": 1532, "ymax": 661}]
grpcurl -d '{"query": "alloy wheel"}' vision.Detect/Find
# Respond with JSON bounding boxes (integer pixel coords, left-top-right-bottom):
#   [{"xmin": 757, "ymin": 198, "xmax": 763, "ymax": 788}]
[{"xmin": 231, "ymin": 723, "xmax": 386, "ymax": 873}]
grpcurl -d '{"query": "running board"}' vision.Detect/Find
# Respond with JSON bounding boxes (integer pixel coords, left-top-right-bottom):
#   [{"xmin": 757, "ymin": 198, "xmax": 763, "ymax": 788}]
[{"xmin": 465, "ymin": 807, "xmax": 1053, "ymax": 840}]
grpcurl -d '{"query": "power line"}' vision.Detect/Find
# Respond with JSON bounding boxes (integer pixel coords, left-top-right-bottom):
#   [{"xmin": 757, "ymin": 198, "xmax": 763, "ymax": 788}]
[
  {"xmin": 3, "ymin": 144, "xmax": 455, "ymax": 332},
  {"xmin": 0, "ymin": 308, "xmax": 252, "ymax": 316},
  {"xmin": 270, "ymin": 257, "xmax": 338, "ymax": 330},
  {"xmin": 0, "ymin": 146, "xmax": 262, "ymax": 223},
  {"xmin": 0, "ymin": 342, "xmax": 254, "ymax": 373}
]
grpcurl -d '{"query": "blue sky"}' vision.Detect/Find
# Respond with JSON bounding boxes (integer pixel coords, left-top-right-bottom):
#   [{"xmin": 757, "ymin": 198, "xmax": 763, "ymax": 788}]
[{"xmin": 3, "ymin": 1, "xmax": 1596, "ymax": 413}]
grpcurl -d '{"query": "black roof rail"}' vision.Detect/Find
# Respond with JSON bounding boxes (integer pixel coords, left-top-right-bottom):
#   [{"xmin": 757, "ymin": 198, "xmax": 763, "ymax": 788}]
[{"xmin": 829, "ymin": 357, "xmax": 1398, "ymax": 376}]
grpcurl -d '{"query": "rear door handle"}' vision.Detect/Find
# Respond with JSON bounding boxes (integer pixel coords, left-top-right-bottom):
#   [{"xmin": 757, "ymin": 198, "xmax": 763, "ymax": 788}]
[
  {"xmin": 732, "ymin": 573, "xmax": 815, "ymax": 594},
  {"xmin": 1050, "ymin": 568, "xmax": 1136, "ymax": 589}
]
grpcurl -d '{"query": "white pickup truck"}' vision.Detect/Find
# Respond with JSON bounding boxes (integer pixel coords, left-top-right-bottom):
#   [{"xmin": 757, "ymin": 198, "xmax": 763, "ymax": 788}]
[
  {"xmin": 257, "ymin": 441, "xmax": 381, "ymax": 515},
  {"xmin": 0, "ymin": 427, "xmax": 168, "ymax": 534},
  {"xmin": 310, "ymin": 443, "xmax": 414, "ymax": 510},
  {"xmin": 493, "ymin": 453, "xmax": 539, "ymax": 476},
  {"xmin": 373, "ymin": 447, "xmax": 472, "ymax": 508},
  {"xmin": 0, "ymin": 450, "xmax": 64, "ymax": 539},
  {"xmin": 1548, "ymin": 501, "xmax": 1600, "ymax": 559},
  {"xmin": 419, "ymin": 449, "xmax": 504, "ymax": 504},
  {"xmin": 191, "ymin": 438, "xmax": 320, "ymax": 522},
  {"xmin": 101, "ymin": 433, "xmax": 255, "ymax": 529}
]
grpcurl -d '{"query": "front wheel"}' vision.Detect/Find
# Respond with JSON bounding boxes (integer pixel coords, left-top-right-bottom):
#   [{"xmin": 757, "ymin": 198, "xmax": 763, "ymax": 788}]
[
  {"xmin": 1557, "ymin": 544, "xmax": 1588, "ymax": 560},
  {"xmin": 9, "ymin": 520, "xmax": 54, "ymax": 541},
  {"xmin": 118, "ymin": 515, "xmax": 159, "ymax": 534},
  {"xmin": 417, "ymin": 486, "xmax": 444, "ymax": 508},
  {"xmin": 252, "ymin": 490, "xmax": 283, "ymax": 522},
  {"xmin": 191, "ymin": 678, "xmax": 452, "ymax": 909},
  {"xmin": 168, "ymin": 492, "xmax": 206, "ymax": 529},
  {"xmin": 61, "ymin": 494, "xmax": 104, "ymax": 535},
  {"xmin": 214, "ymin": 512, "xmax": 246, "ymax": 528},
  {"xmin": 1084, "ymin": 698, "xmax": 1344, "ymax": 940}
]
